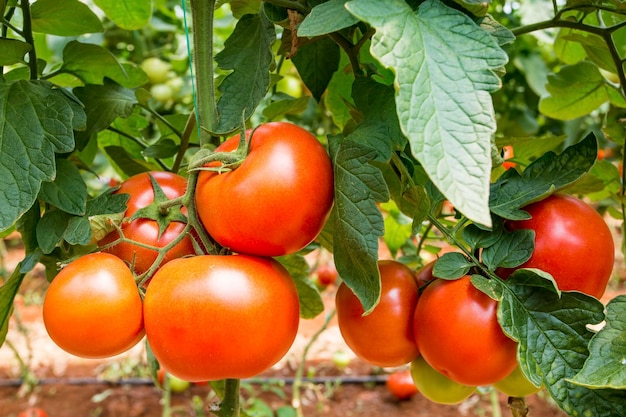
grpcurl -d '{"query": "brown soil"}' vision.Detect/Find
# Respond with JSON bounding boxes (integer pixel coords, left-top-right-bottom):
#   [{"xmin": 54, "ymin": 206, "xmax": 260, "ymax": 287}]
[{"xmin": 0, "ymin": 234, "xmax": 613, "ymax": 417}]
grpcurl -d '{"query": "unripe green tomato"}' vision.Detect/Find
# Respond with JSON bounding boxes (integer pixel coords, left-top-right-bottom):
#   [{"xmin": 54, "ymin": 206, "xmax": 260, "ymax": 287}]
[
  {"xmin": 141, "ymin": 57, "xmax": 172, "ymax": 84},
  {"xmin": 168, "ymin": 373, "xmax": 191, "ymax": 393},
  {"xmin": 150, "ymin": 84, "xmax": 174, "ymax": 104},
  {"xmin": 493, "ymin": 365, "xmax": 542, "ymax": 397},
  {"xmin": 410, "ymin": 356, "xmax": 475, "ymax": 405}
]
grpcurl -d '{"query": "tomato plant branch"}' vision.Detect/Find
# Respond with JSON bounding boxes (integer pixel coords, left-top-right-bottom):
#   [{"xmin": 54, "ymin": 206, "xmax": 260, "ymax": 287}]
[
  {"xmin": 19, "ymin": 0, "xmax": 37, "ymax": 80},
  {"xmin": 172, "ymin": 111, "xmax": 197, "ymax": 172},
  {"xmin": 140, "ymin": 104, "xmax": 185, "ymax": 139},
  {"xmin": 190, "ymin": 0, "xmax": 218, "ymax": 147},
  {"xmin": 329, "ymin": 32, "xmax": 364, "ymax": 77},
  {"xmin": 180, "ymin": 171, "xmax": 220, "ymax": 255},
  {"xmin": 512, "ymin": 17, "xmax": 626, "ymax": 96}
]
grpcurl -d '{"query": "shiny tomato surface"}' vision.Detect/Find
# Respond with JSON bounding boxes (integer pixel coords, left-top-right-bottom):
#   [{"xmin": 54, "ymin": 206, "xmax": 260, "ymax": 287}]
[
  {"xmin": 143, "ymin": 254, "xmax": 300, "ymax": 382},
  {"xmin": 196, "ymin": 122, "xmax": 334, "ymax": 257}
]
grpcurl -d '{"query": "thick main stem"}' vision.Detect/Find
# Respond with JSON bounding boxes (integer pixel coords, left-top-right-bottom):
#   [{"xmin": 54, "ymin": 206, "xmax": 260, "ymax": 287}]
[
  {"xmin": 215, "ymin": 379, "xmax": 240, "ymax": 417},
  {"xmin": 19, "ymin": 0, "xmax": 37, "ymax": 79},
  {"xmin": 190, "ymin": 0, "xmax": 218, "ymax": 146}
]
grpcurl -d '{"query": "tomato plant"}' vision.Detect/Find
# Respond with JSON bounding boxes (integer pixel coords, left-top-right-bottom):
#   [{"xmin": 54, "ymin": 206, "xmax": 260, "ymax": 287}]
[
  {"xmin": 413, "ymin": 276, "xmax": 518, "ymax": 386},
  {"xmin": 386, "ymin": 369, "xmax": 419, "ymax": 401},
  {"xmin": 336, "ymin": 260, "xmax": 420, "ymax": 367},
  {"xmin": 501, "ymin": 194, "xmax": 615, "ymax": 299},
  {"xmin": 410, "ymin": 356, "xmax": 475, "ymax": 405},
  {"xmin": 99, "ymin": 171, "xmax": 196, "ymax": 276},
  {"xmin": 42, "ymin": 253, "xmax": 144, "ymax": 358},
  {"xmin": 2, "ymin": 0, "xmax": 626, "ymax": 416},
  {"xmin": 143, "ymin": 254, "xmax": 300, "ymax": 382},
  {"xmin": 195, "ymin": 122, "xmax": 334, "ymax": 257}
]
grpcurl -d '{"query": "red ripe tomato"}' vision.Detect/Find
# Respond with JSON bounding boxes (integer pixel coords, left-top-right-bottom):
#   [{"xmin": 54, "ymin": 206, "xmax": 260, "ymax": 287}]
[
  {"xmin": 415, "ymin": 260, "xmax": 435, "ymax": 288},
  {"xmin": 413, "ymin": 276, "xmax": 518, "ymax": 386},
  {"xmin": 143, "ymin": 254, "xmax": 300, "ymax": 382},
  {"xmin": 336, "ymin": 260, "xmax": 420, "ymax": 367},
  {"xmin": 99, "ymin": 171, "xmax": 195, "ymax": 275},
  {"xmin": 386, "ymin": 369, "xmax": 419, "ymax": 400},
  {"xmin": 43, "ymin": 253, "xmax": 144, "ymax": 358},
  {"xmin": 195, "ymin": 122, "xmax": 334, "ymax": 257},
  {"xmin": 502, "ymin": 145, "xmax": 516, "ymax": 170},
  {"xmin": 18, "ymin": 408, "xmax": 47, "ymax": 417},
  {"xmin": 502, "ymin": 194, "xmax": 614, "ymax": 299}
]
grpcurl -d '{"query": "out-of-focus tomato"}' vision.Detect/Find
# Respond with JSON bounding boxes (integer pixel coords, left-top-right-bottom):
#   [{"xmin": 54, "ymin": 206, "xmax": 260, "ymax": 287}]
[
  {"xmin": 413, "ymin": 276, "xmax": 518, "ymax": 386},
  {"xmin": 17, "ymin": 408, "xmax": 48, "ymax": 417},
  {"xmin": 144, "ymin": 254, "xmax": 300, "ymax": 382},
  {"xmin": 386, "ymin": 369, "xmax": 419, "ymax": 400},
  {"xmin": 410, "ymin": 356, "xmax": 475, "ymax": 405},
  {"xmin": 502, "ymin": 194, "xmax": 615, "ymax": 299},
  {"xmin": 99, "ymin": 171, "xmax": 195, "ymax": 276},
  {"xmin": 196, "ymin": 122, "xmax": 334, "ymax": 257},
  {"xmin": 336, "ymin": 260, "xmax": 420, "ymax": 367},
  {"xmin": 43, "ymin": 253, "xmax": 144, "ymax": 358}
]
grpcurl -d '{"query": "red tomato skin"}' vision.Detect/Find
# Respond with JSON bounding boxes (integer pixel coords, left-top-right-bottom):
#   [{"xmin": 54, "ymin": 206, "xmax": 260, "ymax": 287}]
[
  {"xmin": 413, "ymin": 276, "xmax": 518, "ymax": 386},
  {"xmin": 386, "ymin": 369, "xmax": 419, "ymax": 400},
  {"xmin": 99, "ymin": 171, "xmax": 195, "ymax": 275},
  {"xmin": 42, "ymin": 253, "xmax": 144, "ymax": 359},
  {"xmin": 196, "ymin": 122, "xmax": 334, "ymax": 257},
  {"xmin": 143, "ymin": 254, "xmax": 300, "ymax": 382},
  {"xmin": 503, "ymin": 194, "xmax": 614, "ymax": 299},
  {"xmin": 336, "ymin": 260, "xmax": 420, "ymax": 367}
]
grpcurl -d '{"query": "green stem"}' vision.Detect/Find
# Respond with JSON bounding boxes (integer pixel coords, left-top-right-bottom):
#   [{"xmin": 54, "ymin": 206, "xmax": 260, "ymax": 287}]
[
  {"xmin": 329, "ymin": 32, "xmax": 364, "ymax": 77},
  {"xmin": 141, "ymin": 104, "xmax": 185, "ymax": 138},
  {"xmin": 19, "ymin": 0, "xmax": 37, "ymax": 79},
  {"xmin": 190, "ymin": 0, "xmax": 218, "ymax": 146},
  {"xmin": 162, "ymin": 371, "xmax": 172, "ymax": 417},
  {"xmin": 490, "ymin": 389, "xmax": 502, "ymax": 417},
  {"xmin": 215, "ymin": 379, "xmax": 240, "ymax": 417},
  {"xmin": 172, "ymin": 111, "xmax": 197, "ymax": 172}
]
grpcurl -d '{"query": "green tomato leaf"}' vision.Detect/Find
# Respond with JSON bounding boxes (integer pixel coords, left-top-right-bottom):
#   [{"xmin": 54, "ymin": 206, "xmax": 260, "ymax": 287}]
[
  {"xmin": 31, "ymin": 0, "xmax": 103, "ymax": 36},
  {"xmin": 569, "ymin": 295, "xmax": 626, "ymax": 389},
  {"xmin": 277, "ymin": 254, "xmax": 324, "ymax": 319},
  {"xmin": 432, "ymin": 252, "xmax": 473, "ymax": 279},
  {"xmin": 36, "ymin": 210, "xmax": 70, "ymax": 254},
  {"xmin": 93, "ymin": 0, "xmax": 152, "ymax": 30},
  {"xmin": 225, "ymin": 0, "xmax": 262, "ymax": 18},
  {"xmin": 489, "ymin": 133, "xmax": 597, "ymax": 220},
  {"xmin": 324, "ymin": 54, "xmax": 354, "ymax": 130},
  {"xmin": 479, "ymin": 14, "xmax": 516, "ymax": 46},
  {"xmin": 63, "ymin": 215, "xmax": 93, "ymax": 246},
  {"xmin": 539, "ymin": 61, "xmax": 618, "ymax": 120},
  {"xmin": 104, "ymin": 145, "xmax": 154, "ymax": 177},
  {"xmin": 0, "ymin": 266, "xmax": 25, "ymax": 346},
  {"xmin": 143, "ymin": 139, "xmax": 179, "ymax": 159},
  {"xmin": 215, "ymin": 13, "xmax": 275, "ymax": 134},
  {"xmin": 73, "ymin": 83, "xmax": 139, "ymax": 150},
  {"xmin": 0, "ymin": 79, "xmax": 84, "ymax": 232},
  {"xmin": 38, "ymin": 158, "xmax": 87, "ymax": 216},
  {"xmin": 346, "ymin": 0, "xmax": 508, "ymax": 228},
  {"xmin": 331, "ymin": 138, "xmax": 388, "ymax": 314},
  {"xmin": 0, "ymin": 39, "xmax": 32, "ymax": 65},
  {"xmin": 262, "ymin": 96, "xmax": 310, "ymax": 121},
  {"xmin": 346, "ymin": 77, "xmax": 405, "ymax": 161},
  {"xmin": 462, "ymin": 222, "xmax": 503, "ymax": 251},
  {"xmin": 481, "ymin": 229, "xmax": 534, "ymax": 270},
  {"xmin": 298, "ymin": 0, "xmax": 359, "ymax": 37},
  {"xmin": 85, "ymin": 189, "xmax": 129, "ymax": 217},
  {"xmin": 495, "ymin": 271, "xmax": 626, "ymax": 416},
  {"xmin": 292, "ymin": 37, "xmax": 340, "ymax": 102},
  {"xmin": 60, "ymin": 41, "xmax": 140, "ymax": 87}
]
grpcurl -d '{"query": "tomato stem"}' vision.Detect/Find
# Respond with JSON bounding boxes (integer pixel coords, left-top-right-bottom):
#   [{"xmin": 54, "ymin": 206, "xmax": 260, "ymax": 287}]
[
  {"xmin": 214, "ymin": 379, "xmax": 240, "ymax": 417},
  {"xmin": 189, "ymin": 0, "xmax": 218, "ymax": 146}
]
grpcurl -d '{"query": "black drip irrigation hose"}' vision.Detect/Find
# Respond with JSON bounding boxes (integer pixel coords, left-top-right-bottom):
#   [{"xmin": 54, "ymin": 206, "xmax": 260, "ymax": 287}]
[{"xmin": 0, "ymin": 375, "xmax": 389, "ymax": 388}]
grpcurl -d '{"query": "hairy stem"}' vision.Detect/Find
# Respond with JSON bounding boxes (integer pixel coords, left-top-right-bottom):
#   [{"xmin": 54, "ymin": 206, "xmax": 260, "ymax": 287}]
[{"xmin": 190, "ymin": 0, "xmax": 218, "ymax": 146}]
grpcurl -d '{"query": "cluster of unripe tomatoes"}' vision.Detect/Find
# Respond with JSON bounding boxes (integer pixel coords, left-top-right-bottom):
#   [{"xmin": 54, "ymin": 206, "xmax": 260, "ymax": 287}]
[
  {"xmin": 336, "ymin": 193, "xmax": 615, "ymax": 404},
  {"xmin": 42, "ymin": 122, "xmax": 334, "ymax": 382}
]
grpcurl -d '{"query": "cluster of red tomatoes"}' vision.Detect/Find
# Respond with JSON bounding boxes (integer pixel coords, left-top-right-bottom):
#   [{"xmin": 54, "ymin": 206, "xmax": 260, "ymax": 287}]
[
  {"xmin": 337, "ymin": 194, "xmax": 614, "ymax": 404},
  {"xmin": 42, "ymin": 122, "xmax": 335, "ymax": 382}
]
